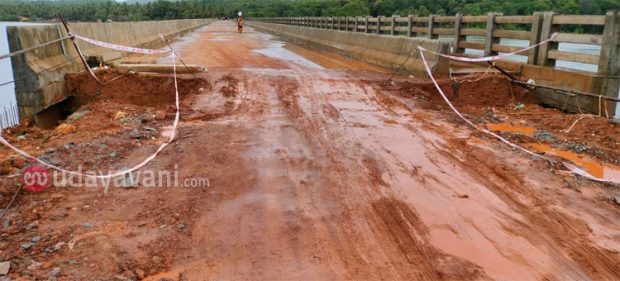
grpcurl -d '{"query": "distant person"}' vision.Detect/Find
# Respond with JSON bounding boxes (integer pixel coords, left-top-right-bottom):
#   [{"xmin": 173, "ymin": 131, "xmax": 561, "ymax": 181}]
[{"xmin": 236, "ymin": 11, "xmax": 244, "ymax": 33}]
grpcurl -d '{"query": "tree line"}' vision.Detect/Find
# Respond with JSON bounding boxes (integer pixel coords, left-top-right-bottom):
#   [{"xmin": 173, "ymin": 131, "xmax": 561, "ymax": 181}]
[{"xmin": 0, "ymin": 0, "xmax": 618, "ymax": 22}]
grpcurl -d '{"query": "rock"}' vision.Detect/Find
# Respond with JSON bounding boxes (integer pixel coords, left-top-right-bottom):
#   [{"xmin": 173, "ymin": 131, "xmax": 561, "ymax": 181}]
[
  {"xmin": 82, "ymin": 222, "xmax": 94, "ymax": 228},
  {"xmin": 55, "ymin": 124, "xmax": 76, "ymax": 135},
  {"xmin": 144, "ymin": 126, "xmax": 156, "ymax": 132},
  {"xmin": 114, "ymin": 111, "xmax": 127, "ymax": 120},
  {"xmin": 155, "ymin": 110, "xmax": 167, "ymax": 120},
  {"xmin": 176, "ymin": 223, "xmax": 186, "ymax": 229},
  {"xmin": 17, "ymin": 135, "xmax": 26, "ymax": 141},
  {"xmin": 20, "ymin": 242, "xmax": 34, "ymax": 251},
  {"xmin": 0, "ymin": 261, "xmax": 10, "ymax": 275},
  {"xmin": 533, "ymin": 131, "xmax": 554, "ymax": 142},
  {"xmin": 53, "ymin": 242, "xmax": 65, "ymax": 252},
  {"xmin": 24, "ymin": 221, "xmax": 38, "ymax": 230},
  {"xmin": 134, "ymin": 268, "xmax": 145, "ymax": 279},
  {"xmin": 119, "ymin": 173, "xmax": 138, "ymax": 189},
  {"xmin": 67, "ymin": 110, "xmax": 89, "ymax": 121},
  {"xmin": 45, "ymin": 148, "xmax": 57, "ymax": 155},
  {"xmin": 63, "ymin": 143, "xmax": 76, "ymax": 150},
  {"xmin": 47, "ymin": 267, "xmax": 61, "ymax": 278},
  {"xmin": 614, "ymin": 196, "xmax": 620, "ymax": 205},
  {"xmin": 125, "ymin": 129, "xmax": 143, "ymax": 140},
  {"xmin": 27, "ymin": 261, "xmax": 41, "ymax": 270},
  {"xmin": 151, "ymin": 256, "xmax": 162, "ymax": 264},
  {"xmin": 31, "ymin": 236, "xmax": 41, "ymax": 243}
]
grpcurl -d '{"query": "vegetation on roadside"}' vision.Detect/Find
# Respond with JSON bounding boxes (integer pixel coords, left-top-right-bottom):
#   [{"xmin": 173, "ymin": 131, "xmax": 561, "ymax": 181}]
[{"xmin": 0, "ymin": 0, "xmax": 618, "ymax": 22}]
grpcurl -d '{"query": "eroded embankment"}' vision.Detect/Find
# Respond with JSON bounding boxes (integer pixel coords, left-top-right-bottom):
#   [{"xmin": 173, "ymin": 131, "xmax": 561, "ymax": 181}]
[
  {"xmin": 0, "ymin": 70, "xmax": 209, "ymax": 179},
  {"xmin": 377, "ymin": 74, "xmax": 620, "ymax": 182}
]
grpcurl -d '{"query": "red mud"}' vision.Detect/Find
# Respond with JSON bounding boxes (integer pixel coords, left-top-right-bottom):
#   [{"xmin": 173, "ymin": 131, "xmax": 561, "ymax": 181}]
[
  {"xmin": 380, "ymin": 75, "xmax": 620, "ymax": 165},
  {"xmin": 0, "ymin": 21, "xmax": 619, "ymax": 281}
]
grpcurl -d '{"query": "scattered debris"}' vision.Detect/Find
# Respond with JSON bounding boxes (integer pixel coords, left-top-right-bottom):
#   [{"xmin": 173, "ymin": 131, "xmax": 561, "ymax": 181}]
[
  {"xmin": 20, "ymin": 242, "xmax": 33, "ymax": 251},
  {"xmin": 114, "ymin": 111, "xmax": 127, "ymax": 120},
  {"xmin": 0, "ymin": 261, "xmax": 9, "ymax": 275}
]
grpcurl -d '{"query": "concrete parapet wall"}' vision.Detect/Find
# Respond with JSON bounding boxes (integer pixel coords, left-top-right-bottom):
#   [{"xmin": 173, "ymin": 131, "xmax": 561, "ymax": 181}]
[
  {"xmin": 248, "ymin": 21, "xmax": 449, "ymax": 76},
  {"xmin": 7, "ymin": 19, "xmax": 212, "ymax": 123}
]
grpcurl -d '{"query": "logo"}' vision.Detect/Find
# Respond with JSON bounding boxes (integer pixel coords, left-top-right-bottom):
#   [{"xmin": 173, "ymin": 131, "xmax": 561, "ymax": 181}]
[{"xmin": 22, "ymin": 165, "xmax": 50, "ymax": 192}]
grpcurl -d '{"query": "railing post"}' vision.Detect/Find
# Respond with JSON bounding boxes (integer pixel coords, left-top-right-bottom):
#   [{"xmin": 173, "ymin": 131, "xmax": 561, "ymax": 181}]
[
  {"xmin": 527, "ymin": 12, "xmax": 544, "ymax": 64},
  {"xmin": 354, "ymin": 17, "xmax": 358, "ymax": 32},
  {"xmin": 377, "ymin": 16, "xmax": 382, "ymax": 34},
  {"xmin": 427, "ymin": 15, "xmax": 437, "ymax": 39},
  {"xmin": 484, "ymin": 12, "xmax": 501, "ymax": 56},
  {"xmin": 365, "ymin": 17, "xmax": 369, "ymax": 33},
  {"xmin": 390, "ymin": 16, "xmax": 396, "ymax": 35},
  {"xmin": 537, "ymin": 12, "xmax": 558, "ymax": 66},
  {"xmin": 407, "ymin": 15, "xmax": 413, "ymax": 37},
  {"xmin": 598, "ymin": 10, "xmax": 620, "ymax": 117},
  {"xmin": 454, "ymin": 13, "xmax": 464, "ymax": 53}
]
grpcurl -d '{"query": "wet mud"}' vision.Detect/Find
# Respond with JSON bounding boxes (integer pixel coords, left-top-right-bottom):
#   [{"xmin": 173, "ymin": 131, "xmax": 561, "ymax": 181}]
[{"xmin": 0, "ymin": 21, "xmax": 619, "ymax": 280}]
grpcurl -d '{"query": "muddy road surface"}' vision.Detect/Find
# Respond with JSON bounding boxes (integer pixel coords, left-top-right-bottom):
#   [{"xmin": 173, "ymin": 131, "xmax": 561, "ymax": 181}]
[{"xmin": 1, "ymin": 21, "xmax": 619, "ymax": 280}]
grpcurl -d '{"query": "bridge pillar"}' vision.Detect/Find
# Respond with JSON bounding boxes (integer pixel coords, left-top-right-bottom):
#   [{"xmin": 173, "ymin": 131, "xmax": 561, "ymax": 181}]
[
  {"xmin": 537, "ymin": 12, "xmax": 559, "ymax": 66},
  {"xmin": 598, "ymin": 11, "xmax": 620, "ymax": 118},
  {"xmin": 484, "ymin": 12, "xmax": 502, "ymax": 56},
  {"xmin": 453, "ymin": 14, "xmax": 464, "ymax": 53}
]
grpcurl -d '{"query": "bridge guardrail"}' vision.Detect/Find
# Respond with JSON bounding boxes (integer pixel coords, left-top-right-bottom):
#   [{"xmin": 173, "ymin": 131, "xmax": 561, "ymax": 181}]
[
  {"xmin": 255, "ymin": 12, "xmax": 618, "ymax": 73},
  {"xmin": 255, "ymin": 12, "xmax": 620, "ymax": 117}
]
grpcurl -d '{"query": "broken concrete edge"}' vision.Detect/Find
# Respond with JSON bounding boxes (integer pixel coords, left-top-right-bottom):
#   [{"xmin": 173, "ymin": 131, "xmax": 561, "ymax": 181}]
[
  {"xmin": 7, "ymin": 19, "xmax": 215, "ymax": 126},
  {"xmin": 246, "ymin": 21, "xmax": 450, "ymax": 77}
]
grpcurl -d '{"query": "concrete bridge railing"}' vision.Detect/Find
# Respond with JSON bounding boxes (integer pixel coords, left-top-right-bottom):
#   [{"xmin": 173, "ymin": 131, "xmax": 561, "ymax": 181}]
[
  {"xmin": 255, "ymin": 12, "xmax": 620, "ymax": 118},
  {"xmin": 7, "ymin": 18, "xmax": 213, "ymax": 126}
]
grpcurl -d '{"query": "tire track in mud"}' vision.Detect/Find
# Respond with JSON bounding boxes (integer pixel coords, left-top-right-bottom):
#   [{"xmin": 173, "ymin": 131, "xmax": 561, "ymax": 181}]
[
  {"xmin": 371, "ymin": 198, "xmax": 487, "ymax": 281},
  {"xmin": 435, "ymin": 141, "xmax": 620, "ymax": 280},
  {"xmin": 146, "ymin": 22, "xmax": 618, "ymax": 280},
  {"xmin": 272, "ymin": 71, "xmax": 492, "ymax": 280}
]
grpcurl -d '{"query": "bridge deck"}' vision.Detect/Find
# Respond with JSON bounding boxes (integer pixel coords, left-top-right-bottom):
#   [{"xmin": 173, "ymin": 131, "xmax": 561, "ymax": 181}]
[{"xmin": 1, "ymin": 21, "xmax": 619, "ymax": 280}]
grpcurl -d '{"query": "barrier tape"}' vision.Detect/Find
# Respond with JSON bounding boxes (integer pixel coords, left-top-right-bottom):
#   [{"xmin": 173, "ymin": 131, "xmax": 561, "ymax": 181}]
[
  {"xmin": 0, "ymin": 39, "xmax": 181, "ymax": 191},
  {"xmin": 72, "ymin": 34, "xmax": 171, "ymax": 54},
  {"xmin": 417, "ymin": 45, "xmax": 619, "ymax": 185}
]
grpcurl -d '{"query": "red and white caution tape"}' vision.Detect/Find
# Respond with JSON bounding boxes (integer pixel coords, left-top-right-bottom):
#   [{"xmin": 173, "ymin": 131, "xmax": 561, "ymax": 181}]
[
  {"xmin": 417, "ymin": 44, "xmax": 619, "ymax": 185},
  {"xmin": 0, "ymin": 40, "xmax": 180, "ymax": 190},
  {"xmin": 72, "ymin": 34, "xmax": 171, "ymax": 54}
]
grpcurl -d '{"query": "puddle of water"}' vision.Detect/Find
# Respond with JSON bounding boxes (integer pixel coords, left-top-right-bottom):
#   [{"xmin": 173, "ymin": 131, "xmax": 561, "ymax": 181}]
[
  {"xmin": 251, "ymin": 35, "xmax": 323, "ymax": 69},
  {"xmin": 486, "ymin": 123, "xmax": 535, "ymax": 137},
  {"xmin": 526, "ymin": 143, "xmax": 620, "ymax": 182}
]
